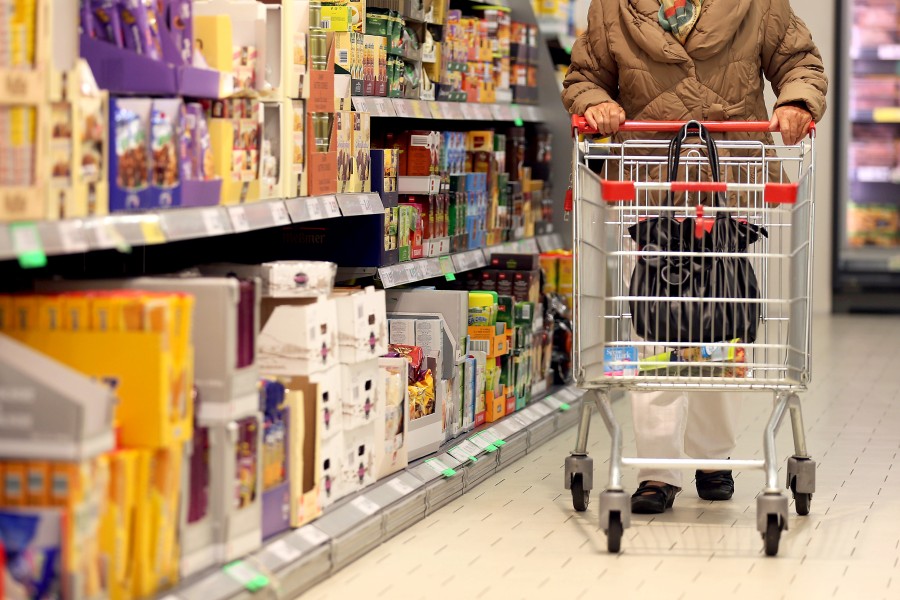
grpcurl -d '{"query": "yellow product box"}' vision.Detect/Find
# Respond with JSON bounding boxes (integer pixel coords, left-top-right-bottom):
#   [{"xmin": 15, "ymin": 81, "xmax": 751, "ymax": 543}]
[
  {"xmin": 13, "ymin": 328, "xmax": 193, "ymax": 448},
  {"xmin": 350, "ymin": 0, "xmax": 366, "ymax": 32},
  {"xmin": 25, "ymin": 461, "xmax": 50, "ymax": 505},
  {"xmin": 540, "ymin": 254, "xmax": 559, "ymax": 295},
  {"xmin": 150, "ymin": 442, "xmax": 186, "ymax": 590},
  {"xmin": 37, "ymin": 294, "xmax": 64, "ymax": 331},
  {"xmin": 0, "ymin": 294, "xmax": 13, "ymax": 331},
  {"xmin": 11, "ymin": 294, "xmax": 40, "ymax": 331},
  {"xmin": 130, "ymin": 450, "xmax": 155, "ymax": 598},
  {"xmin": 287, "ymin": 99, "xmax": 306, "ymax": 197},
  {"xmin": 321, "ymin": 5, "xmax": 352, "ymax": 31},
  {"xmin": 62, "ymin": 293, "xmax": 92, "ymax": 331},
  {"xmin": 193, "ymin": 14, "xmax": 233, "ymax": 73},
  {"xmin": 100, "ymin": 450, "xmax": 140, "ymax": 600}
]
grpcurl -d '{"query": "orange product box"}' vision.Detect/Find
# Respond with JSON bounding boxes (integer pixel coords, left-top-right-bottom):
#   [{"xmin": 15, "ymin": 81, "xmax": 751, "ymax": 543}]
[
  {"xmin": 397, "ymin": 130, "xmax": 440, "ymax": 177},
  {"xmin": 3, "ymin": 462, "xmax": 26, "ymax": 506},
  {"xmin": 26, "ymin": 462, "xmax": 50, "ymax": 505}
]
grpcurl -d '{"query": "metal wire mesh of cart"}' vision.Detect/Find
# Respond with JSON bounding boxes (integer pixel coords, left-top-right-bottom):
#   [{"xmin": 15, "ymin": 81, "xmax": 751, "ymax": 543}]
[{"xmin": 569, "ymin": 119, "xmax": 816, "ymax": 392}]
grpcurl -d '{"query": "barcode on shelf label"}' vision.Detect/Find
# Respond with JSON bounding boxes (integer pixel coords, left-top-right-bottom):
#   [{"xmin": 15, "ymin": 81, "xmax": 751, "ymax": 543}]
[
  {"xmin": 394, "ymin": 99, "xmax": 413, "ymax": 118},
  {"xmin": 296, "ymin": 526, "xmax": 329, "ymax": 547},
  {"xmin": 378, "ymin": 267, "xmax": 397, "ymax": 288},
  {"xmin": 202, "ymin": 209, "xmax": 227, "ymax": 236},
  {"xmin": 57, "ymin": 222, "xmax": 87, "ymax": 253},
  {"xmin": 373, "ymin": 97, "xmax": 392, "ymax": 116},
  {"xmin": 306, "ymin": 198, "xmax": 324, "ymax": 220},
  {"xmin": 351, "ymin": 496, "xmax": 381, "ymax": 516},
  {"xmin": 229, "ymin": 207, "xmax": 251, "ymax": 232},
  {"xmin": 271, "ymin": 202, "xmax": 291, "ymax": 225},
  {"xmin": 405, "ymin": 262, "xmax": 422, "ymax": 282},
  {"xmin": 469, "ymin": 435, "xmax": 493, "ymax": 451},
  {"xmin": 448, "ymin": 446, "xmax": 474, "ymax": 462},
  {"xmin": 267, "ymin": 539, "xmax": 302, "ymax": 563},
  {"xmin": 387, "ymin": 478, "xmax": 414, "ymax": 495}
]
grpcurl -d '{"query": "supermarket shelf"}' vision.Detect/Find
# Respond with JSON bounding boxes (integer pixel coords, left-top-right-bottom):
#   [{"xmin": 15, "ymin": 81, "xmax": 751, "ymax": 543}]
[
  {"xmin": 352, "ymin": 97, "xmax": 543, "ymax": 122},
  {"xmin": 851, "ymin": 45, "xmax": 900, "ymax": 61},
  {"xmin": 0, "ymin": 194, "xmax": 381, "ymax": 263},
  {"xmin": 840, "ymin": 246, "xmax": 900, "ymax": 273},
  {"xmin": 375, "ymin": 232, "xmax": 566, "ymax": 289},
  {"xmin": 164, "ymin": 386, "xmax": 586, "ymax": 600},
  {"xmin": 851, "ymin": 108, "xmax": 900, "ymax": 123}
]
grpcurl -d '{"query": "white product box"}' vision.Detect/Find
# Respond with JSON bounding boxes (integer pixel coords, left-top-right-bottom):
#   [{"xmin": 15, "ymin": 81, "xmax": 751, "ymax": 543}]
[
  {"xmin": 385, "ymin": 290, "xmax": 469, "ymax": 361},
  {"xmin": 309, "ymin": 364, "xmax": 343, "ymax": 440},
  {"xmin": 319, "ymin": 429, "xmax": 346, "ymax": 509},
  {"xmin": 341, "ymin": 421, "xmax": 377, "ymax": 493},
  {"xmin": 340, "ymin": 359, "xmax": 380, "ymax": 430},
  {"xmin": 375, "ymin": 357, "xmax": 410, "ymax": 480},
  {"xmin": 388, "ymin": 318, "xmax": 417, "ymax": 345},
  {"xmin": 259, "ymin": 296, "xmax": 340, "ymax": 375},
  {"xmin": 332, "ymin": 286, "xmax": 388, "ymax": 363},
  {"xmin": 208, "ymin": 413, "xmax": 263, "ymax": 563},
  {"xmin": 203, "ymin": 261, "xmax": 337, "ymax": 298}
]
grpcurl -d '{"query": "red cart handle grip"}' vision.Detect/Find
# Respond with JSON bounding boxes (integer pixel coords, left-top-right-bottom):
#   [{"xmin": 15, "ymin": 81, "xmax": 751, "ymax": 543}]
[{"xmin": 571, "ymin": 115, "xmax": 815, "ymax": 137}]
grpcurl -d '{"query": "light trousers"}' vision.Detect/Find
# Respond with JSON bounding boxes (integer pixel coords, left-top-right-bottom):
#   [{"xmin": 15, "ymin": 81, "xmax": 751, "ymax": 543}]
[{"xmin": 631, "ymin": 390, "xmax": 740, "ymax": 488}]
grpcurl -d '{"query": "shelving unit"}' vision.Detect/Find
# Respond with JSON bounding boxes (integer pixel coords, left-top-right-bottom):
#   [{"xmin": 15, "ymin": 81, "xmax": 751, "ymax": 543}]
[
  {"xmin": 834, "ymin": 0, "xmax": 900, "ymax": 309},
  {"xmin": 163, "ymin": 386, "xmax": 585, "ymax": 600}
]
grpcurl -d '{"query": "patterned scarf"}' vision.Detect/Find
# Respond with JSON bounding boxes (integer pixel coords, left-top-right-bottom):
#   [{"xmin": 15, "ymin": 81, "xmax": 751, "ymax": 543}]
[{"xmin": 657, "ymin": 0, "xmax": 703, "ymax": 44}]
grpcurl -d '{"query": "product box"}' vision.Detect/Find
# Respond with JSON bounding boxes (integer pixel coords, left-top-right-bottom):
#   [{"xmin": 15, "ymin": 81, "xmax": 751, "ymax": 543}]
[
  {"xmin": 341, "ymin": 421, "xmax": 377, "ymax": 493},
  {"xmin": 202, "ymin": 261, "xmax": 337, "ymax": 299},
  {"xmin": 307, "ymin": 110, "xmax": 338, "ymax": 196},
  {"xmin": 353, "ymin": 111, "xmax": 372, "ymax": 192},
  {"xmin": 376, "ymin": 357, "xmax": 409, "ymax": 479},
  {"xmin": 108, "ymin": 97, "xmax": 183, "ymax": 211},
  {"xmin": 287, "ymin": 99, "xmax": 307, "ymax": 197},
  {"xmin": 340, "ymin": 358, "xmax": 380, "ymax": 430},
  {"xmin": 332, "ymin": 286, "xmax": 387, "ymax": 362},
  {"xmin": 335, "ymin": 110, "xmax": 354, "ymax": 193},
  {"xmin": 205, "ymin": 98, "xmax": 264, "ymax": 205},
  {"xmin": 397, "ymin": 130, "xmax": 441, "ymax": 176},
  {"xmin": 318, "ymin": 429, "xmax": 345, "ymax": 509},
  {"xmin": 209, "ymin": 414, "xmax": 263, "ymax": 563},
  {"xmin": 308, "ymin": 364, "xmax": 342, "ymax": 440},
  {"xmin": 193, "ymin": 0, "xmax": 268, "ymax": 97},
  {"xmin": 260, "ymin": 379, "xmax": 292, "ymax": 540},
  {"xmin": 259, "ymin": 296, "xmax": 340, "ymax": 376},
  {"xmin": 259, "ymin": 101, "xmax": 286, "ymax": 199},
  {"xmin": 36, "ymin": 276, "xmax": 262, "ymax": 425},
  {"xmin": 281, "ymin": 376, "xmax": 322, "ymax": 528}
]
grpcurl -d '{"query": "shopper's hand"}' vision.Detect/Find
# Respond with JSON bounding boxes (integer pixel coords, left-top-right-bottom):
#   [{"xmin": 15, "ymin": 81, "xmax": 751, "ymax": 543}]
[
  {"xmin": 770, "ymin": 105, "xmax": 813, "ymax": 146},
  {"xmin": 584, "ymin": 102, "xmax": 626, "ymax": 137}
]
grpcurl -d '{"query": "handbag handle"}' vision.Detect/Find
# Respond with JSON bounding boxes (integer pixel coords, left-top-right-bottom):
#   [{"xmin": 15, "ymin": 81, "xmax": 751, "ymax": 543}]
[{"xmin": 665, "ymin": 121, "xmax": 726, "ymax": 208}]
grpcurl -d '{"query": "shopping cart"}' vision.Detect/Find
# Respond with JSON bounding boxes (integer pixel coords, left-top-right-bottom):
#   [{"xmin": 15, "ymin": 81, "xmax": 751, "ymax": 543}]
[{"xmin": 563, "ymin": 117, "xmax": 816, "ymax": 556}]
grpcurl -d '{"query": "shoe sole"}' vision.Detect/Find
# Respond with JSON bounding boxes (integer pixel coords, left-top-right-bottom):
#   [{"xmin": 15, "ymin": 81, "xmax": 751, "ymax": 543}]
[
  {"xmin": 697, "ymin": 491, "xmax": 734, "ymax": 501},
  {"xmin": 631, "ymin": 495, "xmax": 676, "ymax": 514}
]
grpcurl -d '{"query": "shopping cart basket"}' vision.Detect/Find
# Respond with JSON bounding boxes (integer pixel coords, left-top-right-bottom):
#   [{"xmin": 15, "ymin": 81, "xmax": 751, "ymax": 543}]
[{"xmin": 564, "ymin": 117, "xmax": 816, "ymax": 556}]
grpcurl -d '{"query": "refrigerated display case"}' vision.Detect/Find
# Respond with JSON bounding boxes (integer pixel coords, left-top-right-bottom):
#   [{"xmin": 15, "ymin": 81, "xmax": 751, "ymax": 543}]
[{"xmin": 835, "ymin": 0, "xmax": 900, "ymax": 310}]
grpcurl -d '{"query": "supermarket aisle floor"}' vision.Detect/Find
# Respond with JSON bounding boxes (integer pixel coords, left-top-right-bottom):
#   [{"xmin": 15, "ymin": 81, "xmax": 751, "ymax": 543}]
[{"xmin": 304, "ymin": 316, "xmax": 900, "ymax": 600}]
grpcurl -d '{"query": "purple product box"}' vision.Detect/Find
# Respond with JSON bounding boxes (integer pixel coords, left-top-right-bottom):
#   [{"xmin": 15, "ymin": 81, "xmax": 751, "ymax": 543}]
[{"xmin": 261, "ymin": 380, "xmax": 292, "ymax": 539}]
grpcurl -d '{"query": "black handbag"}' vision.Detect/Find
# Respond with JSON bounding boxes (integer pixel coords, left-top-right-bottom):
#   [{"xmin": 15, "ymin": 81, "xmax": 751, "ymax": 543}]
[{"xmin": 627, "ymin": 122, "xmax": 767, "ymax": 345}]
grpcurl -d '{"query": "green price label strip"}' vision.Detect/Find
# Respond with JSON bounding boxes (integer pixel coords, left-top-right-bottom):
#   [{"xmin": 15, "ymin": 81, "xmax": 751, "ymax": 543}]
[
  {"xmin": 224, "ymin": 560, "xmax": 269, "ymax": 592},
  {"xmin": 10, "ymin": 223, "xmax": 47, "ymax": 269}
]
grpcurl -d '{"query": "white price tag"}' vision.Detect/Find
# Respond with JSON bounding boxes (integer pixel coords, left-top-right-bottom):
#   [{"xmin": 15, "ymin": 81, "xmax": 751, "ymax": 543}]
[
  {"xmin": 56, "ymin": 222, "xmax": 87, "ymax": 253},
  {"xmin": 481, "ymin": 428, "xmax": 504, "ymax": 444},
  {"xmin": 459, "ymin": 104, "xmax": 477, "ymax": 120},
  {"xmin": 296, "ymin": 526, "xmax": 329, "ymax": 547},
  {"xmin": 201, "ymin": 209, "xmax": 227, "ymax": 236},
  {"xmin": 428, "ymin": 102, "xmax": 444, "ymax": 119},
  {"xmin": 271, "ymin": 202, "xmax": 291, "ymax": 225},
  {"xmin": 229, "ymin": 207, "xmax": 251, "ymax": 232},
  {"xmin": 322, "ymin": 195, "xmax": 341, "ymax": 218},
  {"xmin": 268, "ymin": 539, "xmax": 302, "ymax": 563},
  {"xmin": 92, "ymin": 222, "xmax": 120, "ymax": 249},
  {"xmin": 493, "ymin": 420, "xmax": 519, "ymax": 437},
  {"xmin": 351, "ymin": 496, "xmax": 381, "ymax": 516},
  {"xmin": 379, "ymin": 266, "xmax": 398, "ymax": 288},
  {"xmin": 469, "ymin": 435, "xmax": 494, "ymax": 451},
  {"xmin": 373, "ymin": 97, "xmax": 392, "ymax": 117},
  {"xmin": 448, "ymin": 446, "xmax": 474, "ymax": 462},
  {"xmin": 405, "ymin": 262, "xmax": 422, "ymax": 282},
  {"xmin": 878, "ymin": 45, "xmax": 900, "ymax": 60},
  {"xmin": 460, "ymin": 438, "xmax": 486, "ymax": 454},
  {"xmin": 353, "ymin": 97, "xmax": 370, "ymax": 112},
  {"xmin": 387, "ymin": 478, "xmax": 414, "ymax": 495},
  {"xmin": 394, "ymin": 99, "xmax": 413, "ymax": 118},
  {"xmin": 424, "ymin": 457, "xmax": 451, "ymax": 474},
  {"xmin": 11, "ymin": 223, "xmax": 41, "ymax": 255}
]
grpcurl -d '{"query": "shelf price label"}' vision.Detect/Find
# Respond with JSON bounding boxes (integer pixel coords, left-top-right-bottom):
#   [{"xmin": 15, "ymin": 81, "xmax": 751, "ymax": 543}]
[
  {"xmin": 387, "ymin": 477, "xmax": 415, "ymax": 495},
  {"xmin": 223, "ymin": 561, "xmax": 269, "ymax": 592},
  {"xmin": 10, "ymin": 223, "xmax": 46, "ymax": 269},
  {"xmin": 424, "ymin": 457, "xmax": 456, "ymax": 477},
  {"xmin": 321, "ymin": 195, "xmax": 341, "ymax": 218},
  {"xmin": 228, "ymin": 206, "xmax": 251, "ymax": 232},
  {"xmin": 267, "ymin": 539, "xmax": 302, "ymax": 563},
  {"xmin": 351, "ymin": 495, "xmax": 381, "ymax": 516},
  {"xmin": 270, "ymin": 202, "xmax": 291, "ymax": 226},
  {"xmin": 353, "ymin": 97, "xmax": 370, "ymax": 113},
  {"xmin": 394, "ymin": 99, "xmax": 414, "ymax": 118},
  {"xmin": 428, "ymin": 102, "xmax": 444, "ymax": 119},
  {"xmin": 459, "ymin": 104, "xmax": 477, "ymax": 121},
  {"xmin": 202, "ymin": 208, "xmax": 228, "ymax": 236}
]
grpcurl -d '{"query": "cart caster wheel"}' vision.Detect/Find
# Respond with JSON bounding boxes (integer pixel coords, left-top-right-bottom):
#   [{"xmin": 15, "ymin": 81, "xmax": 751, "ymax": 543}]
[
  {"xmin": 606, "ymin": 511, "xmax": 623, "ymax": 554},
  {"xmin": 793, "ymin": 492, "xmax": 812, "ymax": 516},
  {"xmin": 764, "ymin": 514, "xmax": 782, "ymax": 556},
  {"xmin": 571, "ymin": 475, "xmax": 590, "ymax": 512}
]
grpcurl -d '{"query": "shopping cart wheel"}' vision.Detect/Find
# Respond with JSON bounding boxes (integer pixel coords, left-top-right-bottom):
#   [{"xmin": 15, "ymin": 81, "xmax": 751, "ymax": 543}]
[
  {"xmin": 764, "ymin": 514, "xmax": 782, "ymax": 557},
  {"xmin": 787, "ymin": 457, "xmax": 816, "ymax": 517},
  {"xmin": 606, "ymin": 512, "xmax": 623, "ymax": 553},
  {"xmin": 571, "ymin": 475, "xmax": 590, "ymax": 512}
]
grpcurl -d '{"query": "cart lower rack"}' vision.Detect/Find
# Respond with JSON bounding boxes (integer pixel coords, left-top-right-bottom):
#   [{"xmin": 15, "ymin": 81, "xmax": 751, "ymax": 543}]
[{"xmin": 563, "ymin": 118, "xmax": 817, "ymax": 556}]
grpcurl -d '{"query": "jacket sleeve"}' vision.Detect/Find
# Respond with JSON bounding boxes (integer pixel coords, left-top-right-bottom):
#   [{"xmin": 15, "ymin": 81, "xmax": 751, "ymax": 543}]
[
  {"xmin": 762, "ymin": 0, "xmax": 828, "ymax": 122},
  {"xmin": 561, "ymin": 1, "xmax": 618, "ymax": 115}
]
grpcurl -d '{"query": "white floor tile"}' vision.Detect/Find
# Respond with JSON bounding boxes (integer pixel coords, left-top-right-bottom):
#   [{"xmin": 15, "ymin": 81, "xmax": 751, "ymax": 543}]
[{"xmin": 302, "ymin": 316, "xmax": 900, "ymax": 600}]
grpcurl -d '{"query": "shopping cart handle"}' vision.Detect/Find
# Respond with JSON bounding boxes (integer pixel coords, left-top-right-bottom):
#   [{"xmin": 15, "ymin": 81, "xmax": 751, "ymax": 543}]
[{"xmin": 571, "ymin": 115, "xmax": 816, "ymax": 136}]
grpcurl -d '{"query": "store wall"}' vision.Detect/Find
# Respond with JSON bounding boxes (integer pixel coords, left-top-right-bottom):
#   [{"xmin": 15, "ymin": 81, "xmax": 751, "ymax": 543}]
[{"xmin": 571, "ymin": 0, "xmax": 837, "ymax": 313}]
